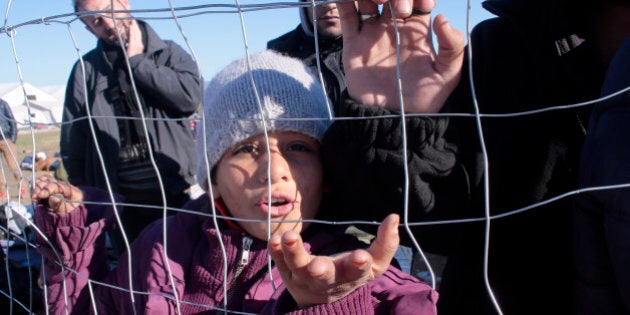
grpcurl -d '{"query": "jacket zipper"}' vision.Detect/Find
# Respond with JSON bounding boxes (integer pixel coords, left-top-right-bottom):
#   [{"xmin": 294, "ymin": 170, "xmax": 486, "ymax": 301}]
[{"xmin": 223, "ymin": 236, "xmax": 252, "ymax": 308}]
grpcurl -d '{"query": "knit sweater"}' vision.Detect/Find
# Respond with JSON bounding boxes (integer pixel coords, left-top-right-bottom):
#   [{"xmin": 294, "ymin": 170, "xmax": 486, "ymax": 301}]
[{"xmin": 35, "ymin": 189, "xmax": 438, "ymax": 314}]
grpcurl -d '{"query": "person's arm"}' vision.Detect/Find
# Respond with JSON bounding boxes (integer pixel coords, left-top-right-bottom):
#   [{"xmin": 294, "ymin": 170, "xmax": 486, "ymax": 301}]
[
  {"xmin": 369, "ymin": 267, "xmax": 438, "ymax": 315},
  {"xmin": 272, "ymin": 268, "xmax": 437, "ymax": 315},
  {"xmin": 268, "ymin": 285, "xmax": 375, "ymax": 315},
  {"xmin": 574, "ymin": 97, "xmax": 630, "ymax": 313},
  {"xmin": 60, "ymin": 63, "xmax": 89, "ymax": 186},
  {"xmin": 320, "ymin": 0, "xmax": 469, "ymax": 250},
  {"xmin": 321, "ymin": 95, "xmax": 470, "ymax": 251},
  {"xmin": 32, "ymin": 175, "xmax": 116, "ymax": 313},
  {"xmin": 602, "ymin": 166, "xmax": 630, "ymax": 311},
  {"xmin": 126, "ymin": 21, "xmax": 202, "ymax": 116},
  {"xmin": 575, "ymin": 34, "xmax": 630, "ymax": 312}
]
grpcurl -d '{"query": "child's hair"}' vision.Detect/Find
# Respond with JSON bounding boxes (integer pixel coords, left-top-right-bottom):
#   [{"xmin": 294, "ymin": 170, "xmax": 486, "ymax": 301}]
[{"xmin": 196, "ymin": 50, "xmax": 332, "ymax": 191}]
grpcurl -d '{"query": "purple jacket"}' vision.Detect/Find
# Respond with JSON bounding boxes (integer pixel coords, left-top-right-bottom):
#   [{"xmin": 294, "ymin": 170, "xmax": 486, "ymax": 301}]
[{"xmin": 35, "ymin": 188, "xmax": 438, "ymax": 314}]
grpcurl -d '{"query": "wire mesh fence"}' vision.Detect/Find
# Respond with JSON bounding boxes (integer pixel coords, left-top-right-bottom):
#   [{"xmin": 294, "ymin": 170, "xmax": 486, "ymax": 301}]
[{"xmin": 1, "ymin": 1, "xmax": 627, "ymax": 314}]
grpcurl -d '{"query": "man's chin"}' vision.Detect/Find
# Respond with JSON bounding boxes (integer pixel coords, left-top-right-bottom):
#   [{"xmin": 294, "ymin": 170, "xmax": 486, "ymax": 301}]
[
  {"xmin": 317, "ymin": 29, "xmax": 342, "ymax": 39},
  {"xmin": 104, "ymin": 38, "xmax": 127, "ymax": 47}
]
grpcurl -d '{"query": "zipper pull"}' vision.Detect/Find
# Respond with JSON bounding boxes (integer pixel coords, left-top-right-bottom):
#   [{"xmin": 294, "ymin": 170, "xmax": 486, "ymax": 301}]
[{"xmin": 240, "ymin": 236, "xmax": 252, "ymax": 266}]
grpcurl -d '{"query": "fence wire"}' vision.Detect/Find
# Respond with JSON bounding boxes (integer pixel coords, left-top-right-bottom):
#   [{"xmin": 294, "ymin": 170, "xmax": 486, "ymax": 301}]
[{"xmin": 0, "ymin": 1, "xmax": 628, "ymax": 314}]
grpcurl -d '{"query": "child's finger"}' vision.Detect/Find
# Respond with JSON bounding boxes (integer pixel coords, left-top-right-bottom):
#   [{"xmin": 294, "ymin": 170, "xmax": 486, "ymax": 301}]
[
  {"xmin": 433, "ymin": 14, "xmax": 465, "ymax": 79},
  {"xmin": 268, "ymin": 234, "xmax": 291, "ymax": 275},
  {"xmin": 337, "ymin": 0, "xmax": 360, "ymax": 39},
  {"xmin": 357, "ymin": 0, "xmax": 380, "ymax": 17},
  {"xmin": 305, "ymin": 256, "xmax": 336, "ymax": 286},
  {"xmin": 57, "ymin": 181, "xmax": 74, "ymax": 199},
  {"xmin": 32, "ymin": 181, "xmax": 57, "ymax": 202},
  {"xmin": 368, "ymin": 214, "xmax": 400, "ymax": 276},
  {"xmin": 34, "ymin": 174, "xmax": 54, "ymax": 188},
  {"xmin": 32, "ymin": 175, "xmax": 54, "ymax": 195},
  {"xmin": 280, "ymin": 230, "xmax": 311, "ymax": 272},
  {"xmin": 48, "ymin": 194, "xmax": 64, "ymax": 213},
  {"xmin": 340, "ymin": 249, "xmax": 374, "ymax": 283}
]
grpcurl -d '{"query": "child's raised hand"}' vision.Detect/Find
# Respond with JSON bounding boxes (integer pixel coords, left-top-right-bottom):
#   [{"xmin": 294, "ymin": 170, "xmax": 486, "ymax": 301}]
[
  {"xmin": 31, "ymin": 174, "xmax": 83, "ymax": 214},
  {"xmin": 268, "ymin": 214, "xmax": 400, "ymax": 308}
]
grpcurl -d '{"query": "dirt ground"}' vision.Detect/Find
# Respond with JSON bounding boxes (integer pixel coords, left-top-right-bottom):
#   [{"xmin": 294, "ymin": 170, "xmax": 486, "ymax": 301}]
[{"xmin": 1, "ymin": 128, "xmax": 61, "ymax": 205}]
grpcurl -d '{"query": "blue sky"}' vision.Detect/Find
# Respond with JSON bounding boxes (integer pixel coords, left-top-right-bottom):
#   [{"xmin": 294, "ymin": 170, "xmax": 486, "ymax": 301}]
[{"xmin": 0, "ymin": 1, "xmax": 494, "ymax": 87}]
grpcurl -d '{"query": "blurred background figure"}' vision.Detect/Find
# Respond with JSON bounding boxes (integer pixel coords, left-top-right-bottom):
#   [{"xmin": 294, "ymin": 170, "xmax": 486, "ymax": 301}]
[
  {"xmin": 34, "ymin": 152, "xmax": 61, "ymax": 172},
  {"xmin": 0, "ymin": 98, "xmax": 26, "ymax": 200}
]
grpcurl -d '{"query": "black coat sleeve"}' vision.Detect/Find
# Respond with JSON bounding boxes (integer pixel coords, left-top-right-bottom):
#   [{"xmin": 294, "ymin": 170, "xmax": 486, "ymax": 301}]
[{"xmin": 321, "ymin": 93, "xmax": 472, "ymax": 252}]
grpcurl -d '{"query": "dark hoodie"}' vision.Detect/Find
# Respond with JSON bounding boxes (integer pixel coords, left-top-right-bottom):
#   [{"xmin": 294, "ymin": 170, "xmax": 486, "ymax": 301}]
[
  {"xmin": 574, "ymin": 34, "xmax": 630, "ymax": 315},
  {"xmin": 267, "ymin": 5, "xmax": 345, "ymax": 109},
  {"xmin": 419, "ymin": 0, "xmax": 607, "ymax": 313},
  {"xmin": 321, "ymin": 0, "xmax": 614, "ymax": 314}
]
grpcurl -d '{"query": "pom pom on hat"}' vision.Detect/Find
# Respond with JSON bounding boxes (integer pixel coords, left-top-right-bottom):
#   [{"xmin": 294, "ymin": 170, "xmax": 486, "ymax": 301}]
[{"xmin": 196, "ymin": 50, "xmax": 332, "ymax": 191}]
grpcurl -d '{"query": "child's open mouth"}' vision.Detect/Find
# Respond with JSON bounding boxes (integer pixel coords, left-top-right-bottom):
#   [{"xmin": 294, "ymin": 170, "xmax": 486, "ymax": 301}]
[
  {"xmin": 259, "ymin": 194, "xmax": 295, "ymax": 216},
  {"xmin": 270, "ymin": 198, "xmax": 288, "ymax": 207}
]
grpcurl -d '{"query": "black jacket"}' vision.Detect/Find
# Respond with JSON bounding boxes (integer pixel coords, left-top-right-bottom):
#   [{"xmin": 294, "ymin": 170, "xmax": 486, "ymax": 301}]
[
  {"xmin": 322, "ymin": 0, "xmax": 609, "ymax": 314},
  {"xmin": 574, "ymin": 35, "xmax": 630, "ymax": 315},
  {"xmin": 61, "ymin": 21, "xmax": 201, "ymax": 195}
]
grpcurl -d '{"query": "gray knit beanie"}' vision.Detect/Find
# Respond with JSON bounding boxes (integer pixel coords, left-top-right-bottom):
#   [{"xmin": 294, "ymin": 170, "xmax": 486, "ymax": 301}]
[{"xmin": 196, "ymin": 50, "xmax": 332, "ymax": 191}]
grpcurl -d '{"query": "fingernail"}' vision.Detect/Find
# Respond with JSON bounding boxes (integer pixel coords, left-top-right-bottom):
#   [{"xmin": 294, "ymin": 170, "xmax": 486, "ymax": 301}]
[
  {"xmin": 398, "ymin": 0, "xmax": 411, "ymax": 14},
  {"xmin": 424, "ymin": 0, "xmax": 436, "ymax": 11},
  {"xmin": 313, "ymin": 273, "xmax": 326, "ymax": 279},
  {"xmin": 283, "ymin": 240, "xmax": 297, "ymax": 247},
  {"xmin": 354, "ymin": 259, "xmax": 368, "ymax": 267}
]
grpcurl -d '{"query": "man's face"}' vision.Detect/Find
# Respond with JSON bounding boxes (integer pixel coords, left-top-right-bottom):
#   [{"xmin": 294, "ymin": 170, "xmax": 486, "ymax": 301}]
[
  {"xmin": 77, "ymin": 0, "xmax": 133, "ymax": 46},
  {"xmin": 305, "ymin": 2, "xmax": 342, "ymax": 39}
]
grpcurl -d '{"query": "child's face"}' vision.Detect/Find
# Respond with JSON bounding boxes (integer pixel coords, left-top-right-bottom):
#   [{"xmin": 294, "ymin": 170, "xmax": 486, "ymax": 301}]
[{"xmin": 211, "ymin": 131, "xmax": 323, "ymax": 240}]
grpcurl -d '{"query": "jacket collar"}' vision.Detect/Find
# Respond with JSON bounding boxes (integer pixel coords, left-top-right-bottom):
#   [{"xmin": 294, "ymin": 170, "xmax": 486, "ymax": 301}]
[
  {"xmin": 138, "ymin": 20, "xmax": 167, "ymax": 55},
  {"xmin": 295, "ymin": 25, "xmax": 343, "ymax": 53},
  {"xmin": 482, "ymin": 0, "xmax": 591, "ymax": 57}
]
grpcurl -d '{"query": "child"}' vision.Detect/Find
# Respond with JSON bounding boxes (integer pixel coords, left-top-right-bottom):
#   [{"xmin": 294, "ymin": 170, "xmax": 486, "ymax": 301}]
[
  {"xmin": 34, "ymin": 152, "xmax": 62, "ymax": 172},
  {"xmin": 33, "ymin": 51, "xmax": 437, "ymax": 314}
]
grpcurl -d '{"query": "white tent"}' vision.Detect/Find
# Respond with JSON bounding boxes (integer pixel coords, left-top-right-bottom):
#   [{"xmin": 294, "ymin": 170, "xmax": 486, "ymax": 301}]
[{"xmin": 0, "ymin": 82, "xmax": 65, "ymax": 129}]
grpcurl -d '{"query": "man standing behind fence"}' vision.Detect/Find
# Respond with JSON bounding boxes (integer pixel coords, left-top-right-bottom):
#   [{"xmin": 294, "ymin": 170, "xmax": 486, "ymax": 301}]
[
  {"xmin": 267, "ymin": 0, "xmax": 345, "ymax": 107},
  {"xmin": 61, "ymin": 0, "xmax": 202, "ymax": 254}
]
